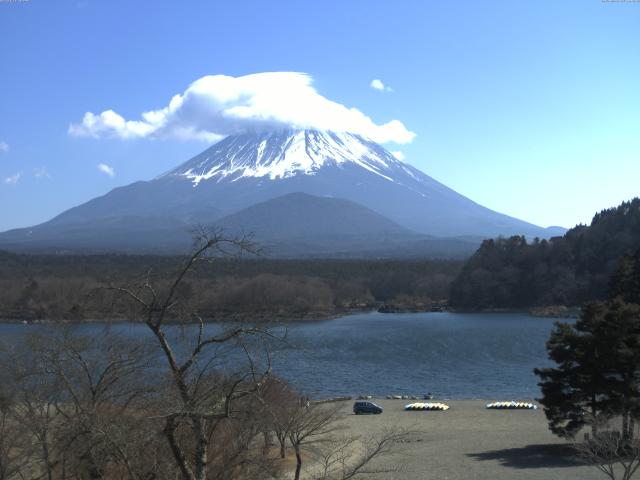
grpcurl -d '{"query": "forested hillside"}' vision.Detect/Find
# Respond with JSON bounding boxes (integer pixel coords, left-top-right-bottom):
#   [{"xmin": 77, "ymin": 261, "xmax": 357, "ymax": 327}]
[{"xmin": 450, "ymin": 198, "xmax": 640, "ymax": 310}]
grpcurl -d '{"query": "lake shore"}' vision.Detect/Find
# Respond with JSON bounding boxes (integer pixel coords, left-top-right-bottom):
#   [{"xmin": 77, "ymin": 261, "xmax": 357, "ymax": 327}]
[
  {"xmin": 0, "ymin": 304, "xmax": 417, "ymax": 324},
  {"xmin": 0, "ymin": 308, "xmax": 366, "ymax": 324},
  {"xmin": 0, "ymin": 302, "xmax": 577, "ymax": 325},
  {"xmin": 326, "ymin": 399, "xmax": 601, "ymax": 480}
]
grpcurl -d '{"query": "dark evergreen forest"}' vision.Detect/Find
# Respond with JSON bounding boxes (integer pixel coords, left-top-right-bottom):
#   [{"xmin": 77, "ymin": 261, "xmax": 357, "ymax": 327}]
[{"xmin": 450, "ymin": 198, "xmax": 640, "ymax": 310}]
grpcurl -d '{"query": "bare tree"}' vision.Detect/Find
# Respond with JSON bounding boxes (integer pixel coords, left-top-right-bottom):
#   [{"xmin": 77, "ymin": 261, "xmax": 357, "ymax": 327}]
[
  {"xmin": 12, "ymin": 329, "xmax": 161, "ymax": 480},
  {"xmin": 203, "ymin": 397, "xmax": 282, "ymax": 480},
  {"xmin": 114, "ymin": 229, "xmax": 275, "ymax": 480},
  {"xmin": 311, "ymin": 428, "xmax": 412, "ymax": 480},
  {"xmin": 259, "ymin": 378, "xmax": 299, "ymax": 459},
  {"xmin": 0, "ymin": 389, "xmax": 33, "ymax": 480},
  {"xmin": 0, "ymin": 228, "xmax": 417, "ymax": 480},
  {"xmin": 2, "ymin": 324, "xmax": 225, "ymax": 480},
  {"xmin": 285, "ymin": 401, "xmax": 413, "ymax": 480},
  {"xmin": 576, "ymin": 416, "xmax": 640, "ymax": 480},
  {"xmin": 9, "ymin": 351, "xmax": 62, "ymax": 480},
  {"xmin": 288, "ymin": 403, "xmax": 343, "ymax": 480}
]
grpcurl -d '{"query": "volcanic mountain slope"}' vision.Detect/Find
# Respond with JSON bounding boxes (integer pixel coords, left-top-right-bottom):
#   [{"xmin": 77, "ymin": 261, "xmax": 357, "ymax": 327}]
[
  {"xmin": 0, "ymin": 129, "xmax": 563, "ymax": 255},
  {"xmin": 214, "ymin": 192, "xmax": 479, "ymax": 258}
]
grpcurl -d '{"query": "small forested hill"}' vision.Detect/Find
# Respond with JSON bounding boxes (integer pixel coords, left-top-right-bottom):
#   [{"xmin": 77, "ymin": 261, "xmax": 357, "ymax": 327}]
[{"xmin": 449, "ymin": 198, "xmax": 640, "ymax": 310}]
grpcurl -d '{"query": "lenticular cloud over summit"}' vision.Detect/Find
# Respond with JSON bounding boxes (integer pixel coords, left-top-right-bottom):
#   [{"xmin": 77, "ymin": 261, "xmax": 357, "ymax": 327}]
[{"xmin": 68, "ymin": 72, "xmax": 416, "ymax": 145}]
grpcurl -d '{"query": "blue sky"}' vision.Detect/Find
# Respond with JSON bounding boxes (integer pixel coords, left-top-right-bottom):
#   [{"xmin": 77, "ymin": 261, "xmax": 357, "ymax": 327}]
[{"xmin": 0, "ymin": 0, "xmax": 639, "ymax": 231}]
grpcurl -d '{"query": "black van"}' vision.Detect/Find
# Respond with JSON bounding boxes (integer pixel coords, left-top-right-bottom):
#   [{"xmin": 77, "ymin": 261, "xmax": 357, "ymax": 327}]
[{"xmin": 353, "ymin": 401, "xmax": 383, "ymax": 415}]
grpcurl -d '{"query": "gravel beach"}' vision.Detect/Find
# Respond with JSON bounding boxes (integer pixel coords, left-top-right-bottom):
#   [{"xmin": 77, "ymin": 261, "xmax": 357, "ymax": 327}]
[{"xmin": 327, "ymin": 399, "xmax": 604, "ymax": 480}]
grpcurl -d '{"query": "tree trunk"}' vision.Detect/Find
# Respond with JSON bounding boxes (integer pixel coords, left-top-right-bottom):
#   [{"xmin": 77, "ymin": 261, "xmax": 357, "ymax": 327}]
[
  {"xmin": 81, "ymin": 451, "xmax": 103, "ymax": 480},
  {"xmin": 622, "ymin": 411, "xmax": 630, "ymax": 443},
  {"xmin": 193, "ymin": 417, "xmax": 208, "ymax": 480},
  {"xmin": 591, "ymin": 396, "xmax": 599, "ymax": 437},
  {"xmin": 164, "ymin": 417, "xmax": 194, "ymax": 480},
  {"xmin": 42, "ymin": 439, "xmax": 54, "ymax": 480},
  {"xmin": 262, "ymin": 431, "xmax": 271, "ymax": 455},
  {"xmin": 279, "ymin": 437, "xmax": 286, "ymax": 459},
  {"xmin": 294, "ymin": 443, "xmax": 302, "ymax": 480}
]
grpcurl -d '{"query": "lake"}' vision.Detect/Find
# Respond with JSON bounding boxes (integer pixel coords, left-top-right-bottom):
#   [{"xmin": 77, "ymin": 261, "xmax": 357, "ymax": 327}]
[
  {"xmin": 275, "ymin": 311, "xmax": 563, "ymax": 399},
  {"xmin": 0, "ymin": 312, "xmax": 566, "ymax": 400}
]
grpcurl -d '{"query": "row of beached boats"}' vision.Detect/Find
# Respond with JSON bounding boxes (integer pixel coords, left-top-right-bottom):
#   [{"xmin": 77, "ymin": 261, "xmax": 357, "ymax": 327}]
[
  {"xmin": 485, "ymin": 401, "xmax": 537, "ymax": 410},
  {"xmin": 403, "ymin": 401, "xmax": 538, "ymax": 411},
  {"xmin": 404, "ymin": 402, "xmax": 450, "ymax": 411}
]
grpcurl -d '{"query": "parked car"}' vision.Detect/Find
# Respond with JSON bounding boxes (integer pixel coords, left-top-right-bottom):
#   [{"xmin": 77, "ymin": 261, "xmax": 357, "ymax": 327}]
[{"xmin": 353, "ymin": 401, "xmax": 383, "ymax": 415}]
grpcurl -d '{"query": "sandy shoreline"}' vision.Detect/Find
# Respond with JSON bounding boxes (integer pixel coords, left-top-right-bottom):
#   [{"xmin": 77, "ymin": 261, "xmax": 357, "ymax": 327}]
[{"xmin": 325, "ymin": 399, "xmax": 603, "ymax": 480}]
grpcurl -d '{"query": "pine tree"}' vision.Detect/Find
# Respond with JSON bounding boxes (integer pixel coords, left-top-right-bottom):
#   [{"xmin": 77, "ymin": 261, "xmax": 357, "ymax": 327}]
[
  {"xmin": 610, "ymin": 248, "xmax": 640, "ymax": 304},
  {"xmin": 535, "ymin": 300, "xmax": 640, "ymax": 440}
]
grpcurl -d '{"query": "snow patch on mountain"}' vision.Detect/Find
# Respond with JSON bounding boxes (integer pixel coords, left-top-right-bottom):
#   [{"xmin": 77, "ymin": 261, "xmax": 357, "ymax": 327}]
[{"xmin": 164, "ymin": 130, "xmax": 406, "ymax": 186}]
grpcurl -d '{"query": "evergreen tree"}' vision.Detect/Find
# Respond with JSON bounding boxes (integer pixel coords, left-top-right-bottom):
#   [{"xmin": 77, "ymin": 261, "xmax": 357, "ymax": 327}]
[
  {"xmin": 610, "ymin": 247, "xmax": 640, "ymax": 304},
  {"xmin": 451, "ymin": 197, "xmax": 640, "ymax": 310},
  {"xmin": 535, "ymin": 300, "xmax": 640, "ymax": 440}
]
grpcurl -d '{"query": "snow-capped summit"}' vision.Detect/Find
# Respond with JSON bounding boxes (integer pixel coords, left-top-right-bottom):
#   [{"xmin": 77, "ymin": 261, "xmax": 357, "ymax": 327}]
[{"xmin": 162, "ymin": 129, "xmax": 408, "ymax": 185}]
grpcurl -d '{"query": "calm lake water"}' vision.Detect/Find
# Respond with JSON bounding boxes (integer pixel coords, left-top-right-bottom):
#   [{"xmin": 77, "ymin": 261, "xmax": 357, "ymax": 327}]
[{"xmin": 0, "ymin": 312, "xmax": 566, "ymax": 400}]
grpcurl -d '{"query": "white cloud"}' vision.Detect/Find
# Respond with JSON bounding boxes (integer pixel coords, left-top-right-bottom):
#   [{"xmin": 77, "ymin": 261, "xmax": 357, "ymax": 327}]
[
  {"xmin": 391, "ymin": 150, "xmax": 405, "ymax": 161},
  {"xmin": 0, "ymin": 141, "xmax": 8, "ymax": 153},
  {"xmin": 4, "ymin": 172, "xmax": 21, "ymax": 185},
  {"xmin": 97, "ymin": 163, "xmax": 115, "ymax": 177},
  {"xmin": 69, "ymin": 72, "xmax": 415, "ymax": 145},
  {"xmin": 33, "ymin": 167, "xmax": 51, "ymax": 179},
  {"xmin": 370, "ymin": 79, "xmax": 393, "ymax": 92}
]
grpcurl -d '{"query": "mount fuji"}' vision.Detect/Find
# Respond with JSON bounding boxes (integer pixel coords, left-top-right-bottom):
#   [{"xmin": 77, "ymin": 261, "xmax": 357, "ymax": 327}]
[{"xmin": 0, "ymin": 129, "xmax": 564, "ymax": 256}]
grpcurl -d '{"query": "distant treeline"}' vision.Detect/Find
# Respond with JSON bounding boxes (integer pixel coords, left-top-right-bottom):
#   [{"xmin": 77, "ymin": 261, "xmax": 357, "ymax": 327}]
[
  {"xmin": 7, "ymin": 198, "xmax": 639, "ymax": 320},
  {"xmin": 450, "ymin": 198, "xmax": 640, "ymax": 310},
  {"xmin": 0, "ymin": 252, "xmax": 461, "ymax": 322}
]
